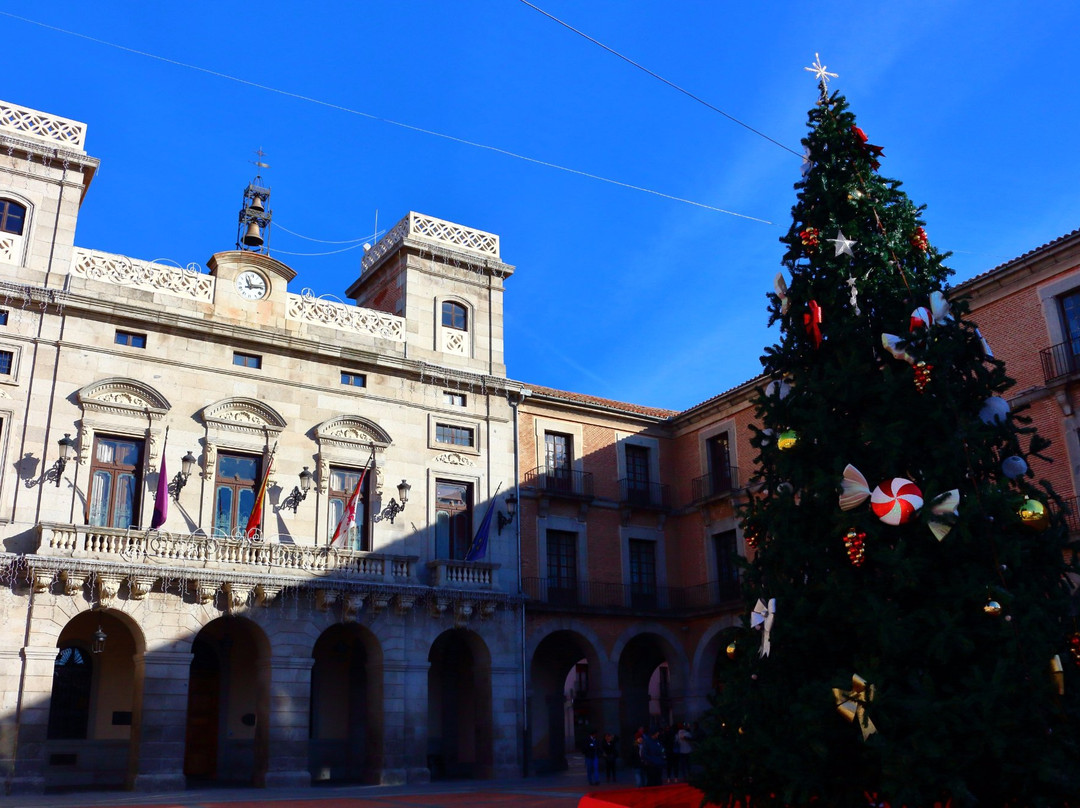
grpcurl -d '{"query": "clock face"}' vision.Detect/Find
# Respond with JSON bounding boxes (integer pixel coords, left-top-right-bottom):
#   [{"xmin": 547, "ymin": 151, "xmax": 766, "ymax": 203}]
[{"xmin": 236, "ymin": 270, "xmax": 268, "ymax": 300}]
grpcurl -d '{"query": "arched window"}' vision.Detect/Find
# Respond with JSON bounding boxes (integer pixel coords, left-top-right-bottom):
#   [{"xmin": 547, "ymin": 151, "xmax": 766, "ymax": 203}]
[
  {"xmin": 441, "ymin": 301, "xmax": 467, "ymax": 331},
  {"xmin": 47, "ymin": 646, "xmax": 92, "ymax": 740},
  {"xmin": 0, "ymin": 200, "xmax": 26, "ymax": 236}
]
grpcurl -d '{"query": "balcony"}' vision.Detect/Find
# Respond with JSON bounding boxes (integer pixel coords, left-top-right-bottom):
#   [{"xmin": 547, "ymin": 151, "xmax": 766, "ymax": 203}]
[
  {"xmin": 524, "ymin": 466, "xmax": 594, "ymax": 498},
  {"xmin": 522, "ymin": 576, "xmax": 741, "ymax": 615},
  {"xmin": 1040, "ymin": 342, "xmax": 1080, "ymax": 384},
  {"xmin": 1053, "ymin": 495, "xmax": 1080, "ymax": 535},
  {"xmin": 618, "ymin": 479, "xmax": 671, "ymax": 510},
  {"xmin": 692, "ymin": 465, "xmax": 740, "ymax": 502}
]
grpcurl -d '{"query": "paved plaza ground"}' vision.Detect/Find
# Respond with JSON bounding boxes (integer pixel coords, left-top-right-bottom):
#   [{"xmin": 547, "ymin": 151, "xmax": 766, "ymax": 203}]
[{"xmin": 0, "ymin": 770, "xmax": 650, "ymax": 808}]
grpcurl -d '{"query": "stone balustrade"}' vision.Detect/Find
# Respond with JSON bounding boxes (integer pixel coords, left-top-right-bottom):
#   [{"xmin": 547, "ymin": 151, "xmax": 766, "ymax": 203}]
[
  {"xmin": 427, "ymin": 559, "xmax": 500, "ymax": 590},
  {"xmin": 37, "ymin": 523, "xmax": 417, "ymax": 583}
]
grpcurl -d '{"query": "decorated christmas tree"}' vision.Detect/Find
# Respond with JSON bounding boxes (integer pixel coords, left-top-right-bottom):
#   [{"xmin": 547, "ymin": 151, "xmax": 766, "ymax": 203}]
[{"xmin": 696, "ymin": 58, "xmax": 1080, "ymax": 808}]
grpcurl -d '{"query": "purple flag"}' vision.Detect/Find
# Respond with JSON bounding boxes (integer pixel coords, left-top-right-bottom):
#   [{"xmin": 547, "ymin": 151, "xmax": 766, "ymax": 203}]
[{"xmin": 150, "ymin": 454, "xmax": 168, "ymax": 529}]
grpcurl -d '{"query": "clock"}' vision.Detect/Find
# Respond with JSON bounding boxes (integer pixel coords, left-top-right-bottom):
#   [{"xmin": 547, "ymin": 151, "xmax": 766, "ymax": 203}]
[{"xmin": 236, "ymin": 270, "xmax": 268, "ymax": 300}]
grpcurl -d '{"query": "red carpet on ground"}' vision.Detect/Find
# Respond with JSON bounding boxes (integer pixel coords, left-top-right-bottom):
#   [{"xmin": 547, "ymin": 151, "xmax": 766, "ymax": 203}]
[{"xmin": 579, "ymin": 783, "xmax": 721, "ymax": 808}]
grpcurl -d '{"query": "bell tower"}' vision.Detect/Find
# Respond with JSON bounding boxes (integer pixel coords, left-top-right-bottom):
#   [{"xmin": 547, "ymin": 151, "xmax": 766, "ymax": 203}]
[{"xmin": 236, "ymin": 151, "xmax": 272, "ymax": 253}]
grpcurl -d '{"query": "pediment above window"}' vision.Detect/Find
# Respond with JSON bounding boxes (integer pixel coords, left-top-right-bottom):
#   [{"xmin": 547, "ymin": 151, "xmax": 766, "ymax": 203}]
[
  {"xmin": 201, "ymin": 397, "xmax": 287, "ymax": 435},
  {"xmin": 315, "ymin": 416, "xmax": 391, "ymax": 450},
  {"xmin": 77, "ymin": 378, "xmax": 170, "ymax": 419}
]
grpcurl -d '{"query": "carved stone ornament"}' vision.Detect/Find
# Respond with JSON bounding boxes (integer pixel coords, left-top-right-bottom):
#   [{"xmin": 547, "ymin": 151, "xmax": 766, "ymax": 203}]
[
  {"xmin": 455, "ymin": 600, "xmax": 475, "ymax": 625},
  {"xmin": 342, "ymin": 593, "xmax": 367, "ymax": 622},
  {"xmin": 77, "ymin": 378, "xmax": 171, "ymax": 420},
  {"xmin": 433, "ymin": 452, "xmax": 475, "ymax": 467},
  {"xmin": 194, "ymin": 580, "xmax": 219, "ymax": 605},
  {"xmin": 316, "ymin": 589, "xmax": 340, "ymax": 612},
  {"xmin": 31, "ymin": 569, "xmax": 55, "ymax": 593},
  {"xmin": 431, "ymin": 597, "xmax": 452, "ymax": 618},
  {"xmin": 395, "ymin": 594, "xmax": 417, "ymax": 615},
  {"xmin": 255, "ymin": 583, "xmax": 281, "ymax": 607},
  {"xmin": 371, "ymin": 593, "xmax": 392, "ymax": 614},
  {"xmin": 202, "ymin": 398, "xmax": 287, "ymax": 436},
  {"xmin": 127, "ymin": 574, "xmax": 156, "ymax": 600},
  {"xmin": 97, "ymin": 573, "xmax": 124, "ymax": 606},
  {"xmin": 224, "ymin": 582, "xmax": 252, "ymax": 612},
  {"xmin": 61, "ymin": 570, "xmax": 83, "ymax": 597}
]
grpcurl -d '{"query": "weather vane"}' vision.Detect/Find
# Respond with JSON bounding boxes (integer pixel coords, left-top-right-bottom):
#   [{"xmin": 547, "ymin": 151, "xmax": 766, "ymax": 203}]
[{"xmin": 804, "ymin": 53, "xmax": 838, "ymax": 96}]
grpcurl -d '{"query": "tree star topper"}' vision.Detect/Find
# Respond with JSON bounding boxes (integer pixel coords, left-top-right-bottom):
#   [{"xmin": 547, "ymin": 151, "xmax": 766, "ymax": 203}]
[
  {"xmin": 829, "ymin": 230, "xmax": 857, "ymax": 257},
  {"xmin": 805, "ymin": 53, "xmax": 838, "ymax": 94}
]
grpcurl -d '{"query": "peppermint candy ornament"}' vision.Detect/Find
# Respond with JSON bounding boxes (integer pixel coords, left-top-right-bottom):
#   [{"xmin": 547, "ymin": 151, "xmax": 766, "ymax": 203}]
[{"xmin": 870, "ymin": 478, "xmax": 924, "ymax": 525}]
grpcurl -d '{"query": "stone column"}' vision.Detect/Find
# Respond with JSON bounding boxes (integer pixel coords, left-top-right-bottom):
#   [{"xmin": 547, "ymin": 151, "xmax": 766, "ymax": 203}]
[
  {"xmin": 491, "ymin": 664, "xmax": 524, "ymax": 779},
  {"xmin": 264, "ymin": 654, "xmax": 312, "ymax": 788},
  {"xmin": 7, "ymin": 646, "xmax": 56, "ymax": 793},
  {"xmin": 132, "ymin": 650, "xmax": 190, "ymax": 791},
  {"xmin": 383, "ymin": 660, "xmax": 430, "ymax": 783}
]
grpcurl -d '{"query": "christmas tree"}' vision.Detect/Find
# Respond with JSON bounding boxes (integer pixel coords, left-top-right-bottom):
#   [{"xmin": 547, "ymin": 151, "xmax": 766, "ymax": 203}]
[{"xmin": 696, "ymin": 58, "xmax": 1080, "ymax": 808}]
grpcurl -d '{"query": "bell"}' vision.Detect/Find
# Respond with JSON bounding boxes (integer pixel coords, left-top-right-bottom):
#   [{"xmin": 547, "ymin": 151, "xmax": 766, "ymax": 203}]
[
  {"xmin": 241, "ymin": 221, "xmax": 263, "ymax": 247},
  {"xmin": 248, "ymin": 196, "xmax": 265, "ymax": 214}
]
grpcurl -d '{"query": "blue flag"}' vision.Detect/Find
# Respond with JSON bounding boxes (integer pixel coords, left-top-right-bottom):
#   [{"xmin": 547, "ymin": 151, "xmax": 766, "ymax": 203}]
[{"xmin": 464, "ymin": 491, "xmax": 499, "ymax": 562}]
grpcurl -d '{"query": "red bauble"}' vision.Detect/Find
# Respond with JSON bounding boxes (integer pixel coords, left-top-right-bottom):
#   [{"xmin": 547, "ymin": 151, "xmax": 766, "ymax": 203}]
[
  {"xmin": 910, "ymin": 227, "xmax": 929, "ymax": 251},
  {"xmin": 799, "ymin": 227, "xmax": 820, "ymax": 250},
  {"xmin": 1069, "ymin": 633, "xmax": 1080, "ymax": 668},
  {"xmin": 914, "ymin": 362, "xmax": 933, "ymax": 393}
]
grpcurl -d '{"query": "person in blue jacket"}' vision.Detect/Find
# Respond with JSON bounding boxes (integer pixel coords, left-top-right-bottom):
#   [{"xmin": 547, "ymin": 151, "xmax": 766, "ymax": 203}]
[{"xmin": 583, "ymin": 728, "xmax": 601, "ymax": 786}]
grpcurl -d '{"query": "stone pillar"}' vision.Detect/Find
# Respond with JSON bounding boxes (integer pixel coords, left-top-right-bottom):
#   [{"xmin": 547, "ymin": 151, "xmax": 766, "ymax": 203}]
[
  {"xmin": 7, "ymin": 646, "xmax": 55, "ymax": 793},
  {"xmin": 132, "ymin": 651, "xmax": 190, "ymax": 791},
  {"xmin": 491, "ymin": 664, "xmax": 524, "ymax": 779},
  {"xmin": 264, "ymin": 655, "xmax": 312, "ymax": 788},
  {"xmin": 383, "ymin": 660, "xmax": 430, "ymax": 783}
]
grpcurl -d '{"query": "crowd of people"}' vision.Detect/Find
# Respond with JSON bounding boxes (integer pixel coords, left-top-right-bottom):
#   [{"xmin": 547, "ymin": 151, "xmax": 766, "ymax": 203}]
[{"xmin": 581, "ymin": 722, "xmax": 699, "ymax": 788}]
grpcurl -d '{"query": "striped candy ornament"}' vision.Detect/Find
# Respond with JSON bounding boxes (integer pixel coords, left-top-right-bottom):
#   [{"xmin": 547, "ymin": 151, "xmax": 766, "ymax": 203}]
[{"xmin": 871, "ymin": 478, "xmax": 923, "ymax": 525}]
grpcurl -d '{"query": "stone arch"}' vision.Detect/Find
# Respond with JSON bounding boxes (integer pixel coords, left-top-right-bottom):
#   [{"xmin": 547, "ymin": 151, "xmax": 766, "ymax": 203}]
[
  {"xmin": 201, "ymin": 397, "xmax": 287, "ymax": 432},
  {"xmin": 309, "ymin": 622, "xmax": 384, "ymax": 783},
  {"xmin": 427, "ymin": 627, "xmax": 493, "ymax": 779},
  {"xmin": 182, "ymin": 614, "xmax": 272, "ymax": 786},
  {"xmin": 526, "ymin": 624, "xmax": 609, "ymax": 774},
  {"xmin": 612, "ymin": 625, "xmax": 692, "ymax": 736},
  {"xmin": 688, "ymin": 614, "xmax": 743, "ymax": 718}
]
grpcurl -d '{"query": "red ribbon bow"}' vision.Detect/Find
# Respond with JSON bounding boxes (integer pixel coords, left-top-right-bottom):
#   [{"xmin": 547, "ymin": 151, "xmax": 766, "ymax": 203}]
[
  {"xmin": 850, "ymin": 125, "xmax": 884, "ymax": 168},
  {"xmin": 804, "ymin": 300, "xmax": 823, "ymax": 348}
]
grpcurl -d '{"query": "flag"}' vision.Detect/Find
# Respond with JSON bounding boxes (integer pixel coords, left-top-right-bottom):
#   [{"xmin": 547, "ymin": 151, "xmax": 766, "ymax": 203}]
[
  {"xmin": 150, "ymin": 442, "xmax": 168, "ymax": 529},
  {"xmin": 331, "ymin": 461, "xmax": 370, "ymax": 549},
  {"xmin": 464, "ymin": 485, "xmax": 502, "ymax": 562},
  {"xmin": 244, "ymin": 447, "xmax": 275, "ymax": 540}
]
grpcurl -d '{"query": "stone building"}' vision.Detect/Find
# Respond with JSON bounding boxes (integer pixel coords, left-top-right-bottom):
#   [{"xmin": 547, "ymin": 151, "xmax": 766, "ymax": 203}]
[
  {"xmin": 2, "ymin": 94, "xmax": 1078, "ymax": 795},
  {"xmin": 0, "ymin": 98, "xmax": 525, "ymax": 792}
]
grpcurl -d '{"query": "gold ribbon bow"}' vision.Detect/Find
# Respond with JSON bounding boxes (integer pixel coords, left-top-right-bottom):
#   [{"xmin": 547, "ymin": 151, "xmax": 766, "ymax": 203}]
[
  {"xmin": 833, "ymin": 674, "xmax": 877, "ymax": 740},
  {"xmin": 1051, "ymin": 655, "xmax": 1065, "ymax": 696},
  {"xmin": 751, "ymin": 597, "xmax": 775, "ymax": 658}
]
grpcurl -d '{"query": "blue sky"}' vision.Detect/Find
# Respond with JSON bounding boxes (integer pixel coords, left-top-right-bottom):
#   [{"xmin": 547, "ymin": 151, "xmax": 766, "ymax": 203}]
[{"xmin": 3, "ymin": 2, "xmax": 1079, "ymax": 411}]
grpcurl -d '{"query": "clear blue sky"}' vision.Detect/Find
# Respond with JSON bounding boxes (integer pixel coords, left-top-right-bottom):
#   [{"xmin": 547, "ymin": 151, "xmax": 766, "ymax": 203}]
[{"xmin": 3, "ymin": 2, "xmax": 1078, "ymax": 411}]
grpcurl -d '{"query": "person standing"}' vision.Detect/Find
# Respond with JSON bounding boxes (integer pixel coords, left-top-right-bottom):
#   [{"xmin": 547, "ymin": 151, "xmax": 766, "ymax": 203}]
[
  {"xmin": 601, "ymin": 732, "xmax": 619, "ymax": 783},
  {"xmin": 642, "ymin": 729, "xmax": 665, "ymax": 787},
  {"xmin": 629, "ymin": 729, "xmax": 646, "ymax": 787},
  {"xmin": 583, "ymin": 729, "xmax": 601, "ymax": 786},
  {"xmin": 676, "ymin": 722, "xmax": 693, "ymax": 782}
]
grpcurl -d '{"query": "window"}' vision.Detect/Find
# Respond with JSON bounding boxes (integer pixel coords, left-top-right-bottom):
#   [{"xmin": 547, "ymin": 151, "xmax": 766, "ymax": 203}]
[
  {"xmin": 233, "ymin": 351, "xmax": 262, "ymax": 369},
  {"xmin": 0, "ymin": 200, "xmax": 25, "ymax": 235},
  {"xmin": 706, "ymin": 433, "xmax": 733, "ymax": 496},
  {"xmin": 625, "ymin": 444, "xmax": 651, "ymax": 504},
  {"xmin": 435, "ymin": 480, "xmax": 472, "ymax": 559},
  {"xmin": 0, "ymin": 350, "xmax": 12, "ymax": 376},
  {"xmin": 546, "ymin": 529, "xmax": 578, "ymax": 606},
  {"xmin": 443, "ymin": 391, "xmax": 466, "ymax": 407},
  {"xmin": 1062, "ymin": 291, "xmax": 1080, "ymax": 363},
  {"xmin": 436, "ymin": 423, "xmax": 475, "ymax": 447},
  {"xmin": 341, "ymin": 371, "xmax": 366, "ymax": 387},
  {"xmin": 47, "ymin": 646, "xmax": 92, "ymax": 740},
  {"xmin": 441, "ymin": 301, "xmax": 467, "ymax": 331},
  {"xmin": 714, "ymin": 529, "xmax": 740, "ymax": 601},
  {"xmin": 115, "ymin": 330, "xmax": 147, "ymax": 348},
  {"xmin": 544, "ymin": 431, "xmax": 572, "ymax": 492},
  {"xmin": 213, "ymin": 453, "xmax": 261, "ymax": 538},
  {"xmin": 87, "ymin": 435, "xmax": 143, "ymax": 528},
  {"xmin": 0, "ymin": 310, "xmax": 8, "ymax": 326},
  {"xmin": 629, "ymin": 539, "xmax": 657, "ymax": 609},
  {"xmin": 328, "ymin": 466, "xmax": 370, "ymax": 551}
]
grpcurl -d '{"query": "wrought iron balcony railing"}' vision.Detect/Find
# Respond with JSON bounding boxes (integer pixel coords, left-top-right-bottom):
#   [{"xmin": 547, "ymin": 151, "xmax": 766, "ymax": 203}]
[
  {"xmin": 1040, "ymin": 342, "xmax": 1080, "ymax": 384},
  {"xmin": 524, "ymin": 466, "xmax": 594, "ymax": 498},
  {"xmin": 692, "ymin": 465, "xmax": 740, "ymax": 501},
  {"xmin": 1053, "ymin": 495, "xmax": 1080, "ymax": 535},
  {"xmin": 618, "ymin": 479, "xmax": 671, "ymax": 509},
  {"xmin": 522, "ymin": 576, "xmax": 741, "ymax": 614}
]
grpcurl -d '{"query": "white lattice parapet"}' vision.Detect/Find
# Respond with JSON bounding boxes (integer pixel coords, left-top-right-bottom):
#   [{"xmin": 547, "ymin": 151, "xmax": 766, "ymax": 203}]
[
  {"xmin": 287, "ymin": 291, "xmax": 405, "ymax": 341},
  {"xmin": 361, "ymin": 212, "xmax": 500, "ymax": 272},
  {"xmin": 0, "ymin": 100, "xmax": 87, "ymax": 151},
  {"xmin": 71, "ymin": 248, "xmax": 215, "ymax": 302}
]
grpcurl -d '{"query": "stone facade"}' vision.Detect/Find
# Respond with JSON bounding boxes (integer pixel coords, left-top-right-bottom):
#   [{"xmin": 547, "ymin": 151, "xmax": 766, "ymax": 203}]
[{"xmin": 0, "ymin": 100, "xmax": 524, "ymax": 792}]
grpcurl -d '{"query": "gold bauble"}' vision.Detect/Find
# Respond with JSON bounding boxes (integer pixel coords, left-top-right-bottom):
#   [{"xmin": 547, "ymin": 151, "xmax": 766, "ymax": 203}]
[
  {"xmin": 777, "ymin": 430, "xmax": 798, "ymax": 451},
  {"xmin": 983, "ymin": 599, "xmax": 1002, "ymax": 616},
  {"xmin": 1018, "ymin": 498, "xmax": 1050, "ymax": 531},
  {"xmin": 726, "ymin": 641, "xmax": 738, "ymax": 660}
]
